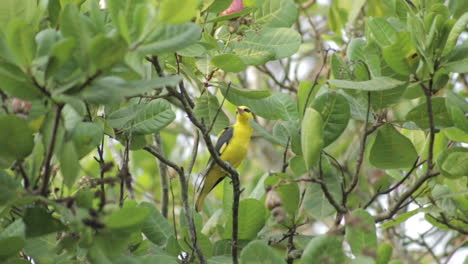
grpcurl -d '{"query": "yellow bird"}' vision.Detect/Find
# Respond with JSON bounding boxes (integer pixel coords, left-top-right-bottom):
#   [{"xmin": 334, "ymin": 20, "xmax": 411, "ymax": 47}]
[{"xmin": 195, "ymin": 106, "xmax": 254, "ymax": 212}]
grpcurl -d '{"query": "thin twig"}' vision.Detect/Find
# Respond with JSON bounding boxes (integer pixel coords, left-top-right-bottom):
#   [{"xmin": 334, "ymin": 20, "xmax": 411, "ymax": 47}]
[
  {"xmin": 153, "ymin": 133, "xmax": 169, "ymax": 218},
  {"xmin": 207, "ymin": 82, "xmax": 231, "ymax": 134},
  {"xmin": 318, "ymin": 155, "xmax": 347, "ymax": 214},
  {"xmin": 374, "ymin": 172, "xmax": 439, "ymax": 222},
  {"xmin": 41, "ymin": 104, "xmax": 64, "ymax": 196},
  {"xmin": 344, "ymin": 91, "xmax": 371, "ymax": 197},
  {"xmin": 302, "ymin": 49, "xmax": 330, "ymax": 116},
  {"xmin": 364, "ymin": 158, "xmax": 424, "ymax": 209},
  {"xmin": 281, "ymin": 137, "xmax": 291, "ymax": 173},
  {"xmin": 79, "ymin": 70, "xmax": 102, "ymax": 91}
]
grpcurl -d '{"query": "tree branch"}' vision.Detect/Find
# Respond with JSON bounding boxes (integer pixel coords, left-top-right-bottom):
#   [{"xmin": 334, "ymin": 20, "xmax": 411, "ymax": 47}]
[
  {"xmin": 344, "ymin": 91, "xmax": 371, "ymax": 198},
  {"xmin": 153, "ymin": 133, "xmax": 169, "ymax": 218},
  {"xmin": 41, "ymin": 104, "xmax": 64, "ymax": 196},
  {"xmin": 364, "ymin": 158, "xmax": 424, "ymax": 209}
]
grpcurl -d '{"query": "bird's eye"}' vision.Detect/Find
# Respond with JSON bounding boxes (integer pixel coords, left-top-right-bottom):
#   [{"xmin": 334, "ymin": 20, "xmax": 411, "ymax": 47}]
[{"xmin": 244, "ymin": 109, "xmax": 251, "ymax": 113}]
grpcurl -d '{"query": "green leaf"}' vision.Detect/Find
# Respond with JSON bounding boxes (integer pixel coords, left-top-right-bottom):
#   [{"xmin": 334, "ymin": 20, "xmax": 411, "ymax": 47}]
[
  {"xmin": 442, "ymin": 12, "xmax": 468, "ymax": 56},
  {"xmin": 224, "ymin": 199, "xmax": 267, "ymax": 240},
  {"xmin": 250, "ymin": 120, "xmax": 286, "ymax": 146},
  {"xmin": 376, "ymin": 243, "xmax": 393, "ymax": 264},
  {"xmin": 108, "ymin": 99, "xmax": 176, "ymax": 135},
  {"xmin": 345, "ymin": 209, "xmax": 377, "ymax": 257},
  {"xmin": 71, "ymin": 121, "xmax": 104, "ymax": 158},
  {"xmin": 193, "ymin": 93, "xmax": 230, "ymax": 135},
  {"xmin": 211, "ymin": 54, "xmax": 246, "ymax": 73},
  {"xmin": 89, "ymin": 34, "xmax": 128, "ymax": 70},
  {"xmin": 139, "ymin": 23, "xmax": 202, "ymax": 55},
  {"xmin": 160, "ymin": 0, "xmax": 198, "ymax": 24},
  {"xmin": 301, "ymin": 235, "xmax": 346, "ymax": 264},
  {"xmin": 240, "ymin": 240, "xmax": 286, "ymax": 264},
  {"xmin": 207, "ymin": 0, "xmax": 233, "ymax": 13},
  {"xmin": 436, "ymin": 147, "xmax": 468, "ymax": 179},
  {"xmin": 220, "ymin": 86, "xmax": 296, "ymax": 120},
  {"xmin": 405, "ymin": 97, "xmax": 453, "ymax": 129},
  {"xmin": 0, "ymin": 219, "xmax": 25, "ymax": 259},
  {"xmin": 105, "ymin": 205, "xmax": 151, "ymax": 230},
  {"xmin": 45, "ymin": 37, "xmax": 77, "ymax": 79},
  {"xmin": 297, "ymin": 81, "xmax": 316, "ymax": 119},
  {"xmin": 303, "ymin": 158, "xmax": 342, "ymax": 219},
  {"xmin": 82, "ymin": 76, "xmax": 182, "ymax": 104},
  {"xmin": 0, "ymin": 115, "xmax": 34, "ymax": 166},
  {"xmin": 6, "ymin": 19, "xmax": 36, "ymax": 66},
  {"xmin": 230, "ymin": 27, "xmax": 301, "ymax": 66},
  {"xmin": 368, "ymin": 17, "xmax": 398, "ymax": 47},
  {"xmin": 255, "ymin": 0, "xmax": 297, "ymax": 28},
  {"xmin": 301, "ymin": 108, "xmax": 324, "ymax": 170},
  {"xmin": 369, "ymin": 124, "xmax": 418, "ymax": 169},
  {"xmin": 382, "ymin": 31, "xmax": 414, "ymax": 75},
  {"xmin": 0, "ymin": 170, "xmax": 20, "ymax": 206},
  {"xmin": 59, "ymin": 141, "xmax": 81, "ymax": 188},
  {"xmin": 0, "ymin": 61, "xmax": 42, "ymax": 100},
  {"xmin": 219, "ymin": 83, "xmax": 271, "ymax": 99},
  {"xmin": 60, "ymin": 3, "xmax": 90, "ymax": 68},
  {"xmin": 24, "ymin": 207, "xmax": 66, "ymax": 237},
  {"xmin": 114, "ymin": 254, "xmax": 179, "ymax": 264},
  {"xmin": 331, "ymin": 53, "xmax": 352, "ymax": 80},
  {"xmin": 380, "ymin": 208, "xmax": 420, "ymax": 229},
  {"xmin": 311, "ymin": 92, "xmax": 350, "ymax": 147},
  {"xmin": 329, "ymin": 77, "xmax": 405, "ymax": 91},
  {"xmin": 140, "ymin": 202, "xmax": 174, "ymax": 246},
  {"xmin": 444, "ymin": 57, "xmax": 468, "ymax": 73},
  {"xmin": 264, "ymin": 173, "xmax": 300, "ymax": 217}
]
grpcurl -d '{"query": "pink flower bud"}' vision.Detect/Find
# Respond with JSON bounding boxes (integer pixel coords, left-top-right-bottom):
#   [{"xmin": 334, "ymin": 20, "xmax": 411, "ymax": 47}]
[
  {"xmin": 221, "ymin": 0, "xmax": 244, "ymax": 15},
  {"xmin": 12, "ymin": 98, "xmax": 32, "ymax": 115}
]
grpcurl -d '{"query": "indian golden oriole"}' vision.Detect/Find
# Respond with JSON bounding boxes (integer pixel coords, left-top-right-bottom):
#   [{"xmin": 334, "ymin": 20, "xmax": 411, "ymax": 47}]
[{"xmin": 195, "ymin": 106, "xmax": 254, "ymax": 212}]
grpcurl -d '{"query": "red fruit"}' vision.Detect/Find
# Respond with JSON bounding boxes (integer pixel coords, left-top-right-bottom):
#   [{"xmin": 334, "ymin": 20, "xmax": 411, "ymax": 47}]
[{"xmin": 221, "ymin": 0, "xmax": 244, "ymax": 15}]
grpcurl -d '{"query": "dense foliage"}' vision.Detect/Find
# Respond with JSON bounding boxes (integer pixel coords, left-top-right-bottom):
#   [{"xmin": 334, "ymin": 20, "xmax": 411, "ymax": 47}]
[{"xmin": 0, "ymin": 0, "xmax": 467, "ymax": 263}]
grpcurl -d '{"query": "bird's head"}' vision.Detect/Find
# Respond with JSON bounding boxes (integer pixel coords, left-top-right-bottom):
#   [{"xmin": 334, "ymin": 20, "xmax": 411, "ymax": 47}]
[{"xmin": 236, "ymin": 106, "xmax": 254, "ymax": 122}]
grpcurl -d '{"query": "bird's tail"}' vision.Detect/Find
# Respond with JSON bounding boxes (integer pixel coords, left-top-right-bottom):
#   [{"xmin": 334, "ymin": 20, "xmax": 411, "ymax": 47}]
[
  {"xmin": 195, "ymin": 166, "xmax": 225, "ymax": 212},
  {"xmin": 195, "ymin": 186, "xmax": 209, "ymax": 212}
]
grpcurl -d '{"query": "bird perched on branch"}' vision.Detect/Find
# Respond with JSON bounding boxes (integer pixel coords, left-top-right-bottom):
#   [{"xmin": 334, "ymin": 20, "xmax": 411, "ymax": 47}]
[{"xmin": 195, "ymin": 106, "xmax": 254, "ymax": 212}]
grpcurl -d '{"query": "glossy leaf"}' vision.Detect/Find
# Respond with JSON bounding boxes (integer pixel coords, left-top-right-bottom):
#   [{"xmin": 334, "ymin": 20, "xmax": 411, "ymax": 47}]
[
  {"xmin": 230, "ymin": 28, "xmax": 301, "ymax": 66},
  {"xmin": 240, "ymin": 240, "xmax": 286, "ymax": 264},
  {"xmin": 255, "ymin": 0, "xmax": 297, "ymax": 28},
  {"xmin": 368, "ymin": 17, "xmax": 398, "ymax": 47},
  {"xmin": 193, "ymin": 93, "xmax": 230, "ymax": 135},
  {"xmin": 59, "ymin": 141, "xmax": 81, "ymax": 188},
  {"xmin": 311, "ymin": 92, "xmax": 350, "ymax": 147},
  {"xmin": 369, "ymin": 124, "xmax": 418, "ymax": 169},
  {"xmin": 329, "ymin": 77, "xmax": 405, "ymax": 91},
  {"xmin": 436, "ymin": 147, "xmax": 468, "ymax": 179},
  {"xmin": 138, "ymin": 23, "xmax": 202, "ymax": 55},
  {"xmin": 0, "ymin": 170, "xmax": 20, "ymax": 205},
  {"xmin": 345, "ymin": 209, "xmax": 377, "ymax": 256},
  {"xmin": 0, "ymin": 115, "xmax": 34, "ymax": 165},
  {"xmin": 224, "ymin": 199, "xmax": 267, "ymax": 240},
  {"xmin": 89, "ymin": 34, "xmax": 128, "ymax": 70},
  {"xmin": 405, "ymin": 97, "xmax": 453, "ymax": 129},
  {"xmin": 160, "ymin": 0, "xmax": 198, "ymax": 24},
  {"xmin": 442, "ymin": 12, "xmax": 468, "ymax": 56},
  {"xmin": 301, "ymin": 108, "xmax": 324, "ymax": 170},
  {"xmin": 6, "ymin": 19, "xmax": 36, "ymax": 66},
  {"xmin": 211, "ymin": 54, "xmax": 246, "ymax": 73},
  {"xmin": 301, "ymin": 235, "xmax": 346, "ymax": 264},
  {"xmin": 0, "ymin": 61, "xmax": 42, "ymax": 100},
  {"xmin": 140, "ymin": 202, "xmax": 174, "ymax": 246},
  {"xmin": 105, "ymin": 205, "xmax": 151, "ymax": 230},
  {"xmin": 24, "ymin": 207, "xmax": 66, "ymax": 237}
]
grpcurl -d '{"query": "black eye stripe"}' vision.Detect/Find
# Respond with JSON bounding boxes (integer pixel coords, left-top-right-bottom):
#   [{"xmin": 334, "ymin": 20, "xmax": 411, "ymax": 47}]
[{"xmin": 244, "ymin": 109, "xmax": 251, "ymax": 113}]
